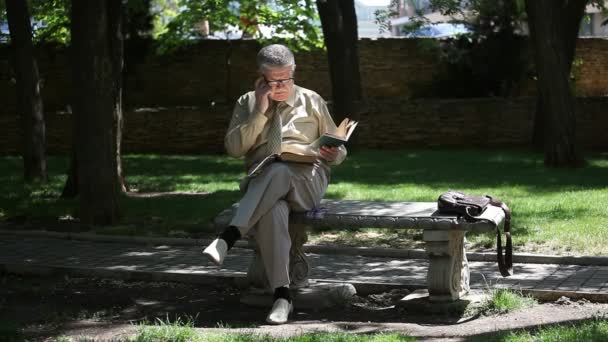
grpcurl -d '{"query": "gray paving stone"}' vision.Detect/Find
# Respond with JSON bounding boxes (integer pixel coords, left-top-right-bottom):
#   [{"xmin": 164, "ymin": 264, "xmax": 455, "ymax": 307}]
[{"xmin": 1, "ymin": 235, "xmax": 608, "ymax": 300}]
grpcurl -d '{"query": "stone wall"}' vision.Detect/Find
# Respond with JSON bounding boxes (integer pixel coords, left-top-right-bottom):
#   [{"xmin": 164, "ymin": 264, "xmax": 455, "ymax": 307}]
[
  {"xmin": 2, "ymin": 37, "xmax": 608, "ymax": 114},
  {"xmin": 2, "ymin": 38, "xmax": 608, "ymax": 154},
  {"xmin": 1, "ymin": 97, "xmax": 607, "ymax": 155}
]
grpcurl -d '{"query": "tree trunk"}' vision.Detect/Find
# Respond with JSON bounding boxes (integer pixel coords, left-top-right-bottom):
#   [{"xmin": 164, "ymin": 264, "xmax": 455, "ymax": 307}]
[
  {"xmin": 6, "ymin": 0, "xmax": 47, "ymax": 182},
  {"xmin": 316, "ymin": 0, "xmax": 362, "ymax": 124},
  {"xmin": 525, "ymin": 0, "xmax": 585, "ymax": 167},
  {"xmin": 70, "ymin": 0, "xmax": 123, "ymax": 224},
  {"xmin": 63, "ymin": 0, "xmax": 128, "ymax": 199},
  {"xmin": 531, "ymin": 0, "xmax": 586, "ymax": 149}
]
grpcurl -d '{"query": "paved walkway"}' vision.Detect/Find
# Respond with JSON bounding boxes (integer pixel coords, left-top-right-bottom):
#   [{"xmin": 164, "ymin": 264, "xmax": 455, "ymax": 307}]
[{"xmin": 1, "ymin": 235, "xmax": 608, "ymax": 300}]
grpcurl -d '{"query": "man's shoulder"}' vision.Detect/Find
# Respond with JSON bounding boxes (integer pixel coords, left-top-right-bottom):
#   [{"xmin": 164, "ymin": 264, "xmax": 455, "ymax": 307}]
[
  {"xmin": 237, "ymin": 90, "xmax": 256, "ymax": 103},
  {"xmin": 295, "ymin": 85, "xmax": 324, "ymax": 102},
  {"xmin": 235, "ymin": 90, "xmax": 257, "ymax": 109}
]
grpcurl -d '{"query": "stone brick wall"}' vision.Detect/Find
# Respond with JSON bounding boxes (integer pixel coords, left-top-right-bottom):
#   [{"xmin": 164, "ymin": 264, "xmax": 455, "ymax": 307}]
[
  {"xmin": 2, "ymin": 37, "xmax": 607, "ymax": 114},
  {"xmin": 1, "ymin": 97, "xmax": 607, "ymax": 155},
  {"xmin": 1, "ymin": 38, "xmax": 608, "ymax": 154}
]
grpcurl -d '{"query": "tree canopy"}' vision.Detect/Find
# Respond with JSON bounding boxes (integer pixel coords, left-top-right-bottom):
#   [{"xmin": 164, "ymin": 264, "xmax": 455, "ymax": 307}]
[
  {"xmin": 1, "ymin": 0, "xmax": 324, "ymax": 53},
  {"xmin": 156, "ymin": 0, "xmax": 323, "ymax": 53}
]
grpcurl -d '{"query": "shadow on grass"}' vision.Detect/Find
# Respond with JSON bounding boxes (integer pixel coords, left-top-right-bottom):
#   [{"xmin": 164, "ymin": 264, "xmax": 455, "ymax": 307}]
[
  {"xmin": 119, "ymin": 189, "xmax": 241, "ymax": 236},
  {"xmin": 0, "ymin": 155, "xmax": 243, "ymax": 232},
  {"xmin": 2, "ymin": 149, "xmax": 607, "ymax": 240},
  {"xmin": 124, "ymin": 154, "xmax": 243, "ymax": 192},
  {"xmin": 331, "ymin": 149, "xmax": 608, "ymax": 193}
]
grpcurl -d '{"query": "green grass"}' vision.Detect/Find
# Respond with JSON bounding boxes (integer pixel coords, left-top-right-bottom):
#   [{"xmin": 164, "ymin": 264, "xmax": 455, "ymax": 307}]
[
  {"xmin": 131, "ymin": 317, "xmax": 413, "ymax": 342},
  {"xmin": 132, "ymin": 316, "xmax": 200, "ymax": 342},
  {"xmin": 133, "ymin": 330, "xmax": 412, "ymax": 342},
  {"xmin": 1, "ymin": 149, "xmax": 608, "ymax": 254},
  {"xmin": 475, "ymin": 289, "xmax": 537, "ymax": 316},
  {"xmin": 472, "ymin": 317, "xmax": 608, "ymax": 341}
]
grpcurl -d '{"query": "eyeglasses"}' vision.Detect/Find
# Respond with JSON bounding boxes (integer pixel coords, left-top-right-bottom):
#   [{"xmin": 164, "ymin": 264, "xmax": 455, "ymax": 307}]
[{"xmin": 264, "ymin": 77, "xmax": 294, "ymax": 87}]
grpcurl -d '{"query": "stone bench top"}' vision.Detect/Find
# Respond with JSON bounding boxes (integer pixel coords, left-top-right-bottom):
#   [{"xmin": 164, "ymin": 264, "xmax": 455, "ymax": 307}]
[{"xmin": 215, "ymin": 199, "xmax": 504, "ymax": 233}]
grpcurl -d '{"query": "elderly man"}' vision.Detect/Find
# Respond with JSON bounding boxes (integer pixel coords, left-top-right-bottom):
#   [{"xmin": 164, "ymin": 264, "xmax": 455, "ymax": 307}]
[{"xmin": 203, "ymin": 44, "xmax": 347, "ymax": 324}]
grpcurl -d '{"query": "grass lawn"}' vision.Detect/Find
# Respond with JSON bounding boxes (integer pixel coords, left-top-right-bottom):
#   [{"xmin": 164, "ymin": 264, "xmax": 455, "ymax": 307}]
[
  {"xmin": 475, "ymin": 317, "xmax": 608, "ymax": 341},
  {"xmin": 1, "ymin": 148, "xmax": 607, "ymax": 255}
]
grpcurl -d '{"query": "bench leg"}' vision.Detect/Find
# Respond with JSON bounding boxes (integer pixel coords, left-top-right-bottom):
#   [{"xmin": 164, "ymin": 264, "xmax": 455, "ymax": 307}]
[
  {"xmin": 246, "ymin": 224, "xmax": 311, "ymax": 289},
  {"xmin": 424, "ymin": 230, "xmax": 470, "ymax": 302},
  {"xmin": 289, "ymin": 223, "xmax": 311, "ymax": 288}
]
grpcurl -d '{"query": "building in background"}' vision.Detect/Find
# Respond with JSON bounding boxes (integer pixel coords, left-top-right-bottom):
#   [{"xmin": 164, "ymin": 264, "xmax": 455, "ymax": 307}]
[
  {"xmin": 389, "ymin": 0, "xmax": 608, "ymax": 38},
  {"xmin": 355, "ymin": 0, "xmax": 392, "ymax": 38},
  {"xmin": 580, "ymin": 3, "xmax": 608, "ymax": 36}
]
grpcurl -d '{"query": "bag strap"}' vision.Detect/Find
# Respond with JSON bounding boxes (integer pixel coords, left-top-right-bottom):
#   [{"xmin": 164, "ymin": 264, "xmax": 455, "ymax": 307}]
[{"xmin": 489, "ymin": 198, "xmax": 513, "ymax": 277}]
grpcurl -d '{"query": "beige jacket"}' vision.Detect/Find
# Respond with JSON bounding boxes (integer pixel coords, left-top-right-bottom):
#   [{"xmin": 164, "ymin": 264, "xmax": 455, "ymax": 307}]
[{"xmin": 225, "ymin": 85, "xmax": 347, "ymax": 170}]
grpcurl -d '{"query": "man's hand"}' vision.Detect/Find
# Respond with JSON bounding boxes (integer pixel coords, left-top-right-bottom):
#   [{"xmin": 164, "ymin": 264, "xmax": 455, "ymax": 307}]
[
  {"xmin": 319, "ymin": 146, "xmax": 340, "ymax": 162},
  {"xmin": 254, "ymin": 77, "xmax": 272, "ymax": 115}
]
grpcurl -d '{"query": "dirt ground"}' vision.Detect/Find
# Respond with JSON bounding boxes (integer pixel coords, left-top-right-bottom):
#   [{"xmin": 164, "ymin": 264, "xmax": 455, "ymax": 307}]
[{"xmin": 1, "ymin": 274, "xmax": 607, "ymax": 341}]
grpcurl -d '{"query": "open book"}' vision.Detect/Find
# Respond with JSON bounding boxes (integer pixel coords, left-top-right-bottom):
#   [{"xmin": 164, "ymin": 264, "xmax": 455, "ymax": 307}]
[
  {"xmin": 311, "ymin": 118, "xmax": 359, "ymax": 148},
  {"xmin": 246, "ymin": 153, "xmax": 317, "ymax": 177},
  {"xmin": 246, "ymin": 118, "xmax": 359, "ymax": 178}
]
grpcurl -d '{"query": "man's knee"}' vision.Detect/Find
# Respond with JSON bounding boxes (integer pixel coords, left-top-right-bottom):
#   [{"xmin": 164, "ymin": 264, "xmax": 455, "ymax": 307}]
[
  {"xmin": 258, "ymin": 200, "xmax": 290, "ymax": 235},
  {"xmin": 266, "ymin": 163, "xmax": 290, "ymax": 184},
  {"xmin": 271, "ymin": 199, "xmax": 289, "ymax": 216}
]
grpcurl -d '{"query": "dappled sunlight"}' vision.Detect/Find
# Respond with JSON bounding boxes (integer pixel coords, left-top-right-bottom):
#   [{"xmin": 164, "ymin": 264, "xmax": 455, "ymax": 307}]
[
  {"xmin": 2, "ymin": 150, "xmax": 608, "ymax": 254},
  {"xmin": 308, "ymin": 230, "xmax": 424, "ymax": 250},
  {"xmin": 332, "ymin": 149, "xmax": 608, "ymax": 192}
]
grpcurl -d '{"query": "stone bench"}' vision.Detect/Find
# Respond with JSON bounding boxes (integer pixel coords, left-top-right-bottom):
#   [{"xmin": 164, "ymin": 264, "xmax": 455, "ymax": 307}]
[{"xmin": 214, "ymin": 199, "xmax": 505, "ymax": 302}]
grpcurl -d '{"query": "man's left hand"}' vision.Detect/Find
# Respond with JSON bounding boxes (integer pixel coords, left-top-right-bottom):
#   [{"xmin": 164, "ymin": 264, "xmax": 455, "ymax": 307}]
[{"xmin": 319, "ymin": 146, "xmax": 339, "ymax": 162}]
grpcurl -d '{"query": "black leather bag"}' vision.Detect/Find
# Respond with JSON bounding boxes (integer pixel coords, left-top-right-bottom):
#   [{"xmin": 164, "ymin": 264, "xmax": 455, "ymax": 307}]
[{"xmin": 438, "ymin": 190, "xmax": 513, "ymax": 277}]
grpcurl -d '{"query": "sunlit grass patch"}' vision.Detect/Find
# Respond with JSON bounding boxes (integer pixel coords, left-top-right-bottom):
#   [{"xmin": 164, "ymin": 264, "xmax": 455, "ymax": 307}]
[
  {"xmin": 477, "ymin": 289, "xmax": 537, "ymax": 316},
  {"xmin": 131, "ymin": 318, "xmax": 414, "ymax": 342},
  {"xmin": 475, "ymin": 317, "xmax": 608, "ymax": 342}
]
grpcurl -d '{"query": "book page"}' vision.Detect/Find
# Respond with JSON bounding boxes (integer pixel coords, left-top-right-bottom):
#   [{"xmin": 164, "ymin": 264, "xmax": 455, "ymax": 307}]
[
  {"xmin": 335, "ymin": 118, "xmax": 349, "ymax": 138},
  {"xmin": 344, "ymin": 120, "xmax": 358, "ymax": 141}
]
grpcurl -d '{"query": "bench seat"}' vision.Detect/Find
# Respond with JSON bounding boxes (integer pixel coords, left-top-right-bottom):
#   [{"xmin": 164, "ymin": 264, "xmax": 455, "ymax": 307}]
[{"xmin": 214, "ymin": 199, "xmax": 505, "ymax": 302}]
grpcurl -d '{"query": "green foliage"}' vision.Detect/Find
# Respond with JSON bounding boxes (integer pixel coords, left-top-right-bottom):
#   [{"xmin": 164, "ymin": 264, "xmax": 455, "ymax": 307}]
[
  {"xmin": 378, "ymin": 0, "xmax": 531, "ymax": 98},
  {"xmin": 2, "ymin": 0, "xmax": 323, "ymax": 54},
  {"xmin": 3, "ymin": 0, "xmax": 158, "ymax": 46},
  {"xmin": 155, "ymin": 0, "xmax": 323, "ymax": 54},
  {"xmin": 30, "ymin": 0, "xmax": 71, "ymax": 45},
  {"xmin": 374, "ymin": 0, "xmax": 398, "ymax": 34},
  {"xmin": 0, "ymin": 0, "xmax": 70, "ymax": 45}
]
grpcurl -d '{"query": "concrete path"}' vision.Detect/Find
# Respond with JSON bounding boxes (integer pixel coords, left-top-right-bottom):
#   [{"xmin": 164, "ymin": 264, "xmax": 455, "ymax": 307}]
[{"xmin": 1, "ymin": 235, "xmax": 608, "ymax": 301}]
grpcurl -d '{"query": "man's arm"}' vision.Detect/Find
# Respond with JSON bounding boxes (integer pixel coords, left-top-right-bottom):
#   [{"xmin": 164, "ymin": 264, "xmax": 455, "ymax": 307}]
[
  {"xmin": 225, "ymin": 79, "xmax": 274, "ymax": 158},
  {"xmin": 316, "ymin": 96, "xmax": 347, "ymax": 166},
  {"xmin": 224, "ymin": 96, "xmax": 268, "ymax": 158}
]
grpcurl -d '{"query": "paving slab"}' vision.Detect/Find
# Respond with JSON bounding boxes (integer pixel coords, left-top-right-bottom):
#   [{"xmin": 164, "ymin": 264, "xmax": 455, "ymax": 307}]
[{"xmin": 1, "ymin": 235, "xmax": 607, "ymax": 301}]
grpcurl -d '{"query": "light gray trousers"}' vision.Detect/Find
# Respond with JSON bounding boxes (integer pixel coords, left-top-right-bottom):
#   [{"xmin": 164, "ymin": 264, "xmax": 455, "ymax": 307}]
[{"xmin": 229, "ymin": 161, "xmax": 329, "ymax": 289}]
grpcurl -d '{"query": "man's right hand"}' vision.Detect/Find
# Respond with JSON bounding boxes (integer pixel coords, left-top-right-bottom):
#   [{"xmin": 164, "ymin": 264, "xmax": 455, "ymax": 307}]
[{"xmin": 254, "ymin": 77, "xmax": 272, "ymax": 115}]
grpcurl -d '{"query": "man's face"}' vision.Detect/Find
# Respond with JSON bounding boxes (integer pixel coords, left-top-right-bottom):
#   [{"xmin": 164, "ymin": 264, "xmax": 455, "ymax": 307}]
[{"xmin": 260, "ymin": 65, "xmax": 294, "ymax": 102}]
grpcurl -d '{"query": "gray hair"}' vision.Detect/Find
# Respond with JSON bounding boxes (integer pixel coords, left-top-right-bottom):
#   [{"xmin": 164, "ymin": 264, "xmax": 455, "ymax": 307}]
[{"xmin": 256, "ymin": 44, "xmax": 295, "ymax": 71}]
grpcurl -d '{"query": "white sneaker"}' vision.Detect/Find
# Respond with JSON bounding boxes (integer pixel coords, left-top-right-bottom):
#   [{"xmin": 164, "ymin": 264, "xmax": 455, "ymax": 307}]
[
  {"xmin": 202, "ymin": 238, "xmax": 228, "ymax": 266},
  {"xmin": 266, "ymin": 298, "xmax": 293, "ymax": 325}
]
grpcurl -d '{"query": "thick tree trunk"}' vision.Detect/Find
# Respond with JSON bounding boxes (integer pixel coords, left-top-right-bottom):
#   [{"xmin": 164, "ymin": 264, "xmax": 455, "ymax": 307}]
[
  {"xmin": 316, "ymin": 0, "xmax": 362, "ymax": 123},
  {"xmin": 526, "ymin": 0, "xmax": 585, "ymax": 167},
  {"xmin": 531, "ymin": 0, "xmax": 586, "ymax": 149},
  {"xmin": 70, "ymin": 0, "xmax": 123, "ymax": 224},
  {"xmin": 6, "ymin": 0, "xmax": 47, "ymax": 182},
  {"xmin": 63, "ymin": 0, "xmax": 128, "ymax": 199}
]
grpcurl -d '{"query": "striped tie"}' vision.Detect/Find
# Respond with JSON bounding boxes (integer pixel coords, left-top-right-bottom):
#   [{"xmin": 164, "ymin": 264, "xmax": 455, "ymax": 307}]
[{"xmin": 266, "ymin": 102, "xmax": 284, "ymax": 155}]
